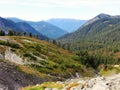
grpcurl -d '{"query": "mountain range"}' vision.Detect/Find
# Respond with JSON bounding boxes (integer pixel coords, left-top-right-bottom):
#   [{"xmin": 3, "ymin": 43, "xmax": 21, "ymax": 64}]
[
  {"xmin": 27, "ymin": 21, "xmax": 68, "ymax": 39},
  {"xmin": 8, "ymin": 18, "xmax": 87, "ymax": 38},
  {"xmin": 7, "ymin": 18, "xmax": 68, "ymax": 39},
  {"xmin": 1, "ymin": 13, "xmax": 120, "ymax": 90},
  {"xmin": 0, "ymin": 17, "xmax": 47, "ymax": 39},
  {"xmin": 47, "ymin": 18, "xmax": 87, "ymax": 32}
]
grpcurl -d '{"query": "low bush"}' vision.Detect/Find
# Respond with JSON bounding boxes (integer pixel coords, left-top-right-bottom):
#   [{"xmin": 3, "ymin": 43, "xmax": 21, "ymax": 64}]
[{"xmin": 0, "ymin": 40, "xmax": 19, "ymax": 48}]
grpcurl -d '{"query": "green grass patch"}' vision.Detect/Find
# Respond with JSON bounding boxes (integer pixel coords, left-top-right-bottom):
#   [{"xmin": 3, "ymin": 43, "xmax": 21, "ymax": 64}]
[
  {"xmin": 0, "ymin": 40, "xmax": 20, "ymax": 48},
  {"xmin": 22, "ymin": 82, "xmax": 64, "ymax": 90},
  {"xmin": 100, "ymin": 66, "xmax": 120, "ymax": 76}
]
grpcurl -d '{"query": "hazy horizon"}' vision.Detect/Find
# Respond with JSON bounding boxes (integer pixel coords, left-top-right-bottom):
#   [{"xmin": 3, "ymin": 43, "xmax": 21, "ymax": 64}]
[
  {"xmin": 5, "ymin": 17, "xmax": 88, "ymax": 22},
  {"xmin": 0, "ymin": 0, "xmax": 120, "ymax": 21}
]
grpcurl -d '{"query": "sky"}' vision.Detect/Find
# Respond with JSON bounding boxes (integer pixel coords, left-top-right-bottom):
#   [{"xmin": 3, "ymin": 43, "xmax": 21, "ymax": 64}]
[{"xmin": 0, "ymin": 0, "xmax": 120, "ymax": 21}]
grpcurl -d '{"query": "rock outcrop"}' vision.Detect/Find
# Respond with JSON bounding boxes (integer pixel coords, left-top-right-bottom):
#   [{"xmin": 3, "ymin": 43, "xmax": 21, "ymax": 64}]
[
  {"xmin": 42, "ymin": 74, "xmax": 120, "ymax": 90},
  {"xmin": 0, "ymin": 53, "xmax": 4, "ymax": 60},
  {"xmin": 5, "ymin": 48, "xmax": 24, "ymax": 65},
  {"xmin": 66, "ymin": 74, "xmax": 120, "ymax": 90}
]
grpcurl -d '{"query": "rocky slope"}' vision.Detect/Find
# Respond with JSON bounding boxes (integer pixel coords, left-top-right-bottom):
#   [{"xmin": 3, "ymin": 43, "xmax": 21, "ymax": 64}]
[
  {"xmin": 64, "ymin": 73, "xmax": 120, "ymax": 90},
  {"xmin": 23, "ymin": 72, "xmax": 120, "ymax": 90},
  {"xmin": 0, "ymin": 60, "xmax": 45, "ymax": 90}
]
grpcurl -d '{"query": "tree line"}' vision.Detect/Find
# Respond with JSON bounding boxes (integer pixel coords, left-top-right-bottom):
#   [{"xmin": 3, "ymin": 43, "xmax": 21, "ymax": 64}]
[
  {"xmin": 76, "ymin": 51, "xmax": 120, "ymax": 69},
  {"xmin": 51, "ymin": 40, "xmax": 120, "ymax": 69},
  {"xmin": 0, "ymin": 30, "xmax": 39, "ymax": 39}
]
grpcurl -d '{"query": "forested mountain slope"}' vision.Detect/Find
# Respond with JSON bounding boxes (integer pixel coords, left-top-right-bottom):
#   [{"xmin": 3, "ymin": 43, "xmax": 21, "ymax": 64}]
[
  {"xmin": 59, "ymin": 14, "xmax": 120, "ymax": 69},
  {"xmin": 60, "ymin": 13, "xmax": 120, "ymax": 41}
]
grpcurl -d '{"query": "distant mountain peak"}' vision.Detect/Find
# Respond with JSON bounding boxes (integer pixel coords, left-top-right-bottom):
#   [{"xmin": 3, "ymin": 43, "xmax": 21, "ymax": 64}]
[
  {"xmin": 96, "ymin": 13, "xmax": 111, "ymax": 19},
  {"xmin": 83, "ymin": 13, "xmax": 112, "ymax": 27},
  {"xmin": 6, "ymin": 17, "xmax": 24, "ymax": 22}
]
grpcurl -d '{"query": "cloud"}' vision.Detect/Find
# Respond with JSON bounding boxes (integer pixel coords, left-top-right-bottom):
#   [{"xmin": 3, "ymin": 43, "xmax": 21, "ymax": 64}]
[
  {"xmin": 0, "ymin": 0, "xmax": 17, "ymax": 4},
  {"xmin": 30, "ymin": 0, "xmax": 120, "ymax": 7},
  {"xmin": 0, "ymin": 0, "xmax": 120, "ymax": 8},
  {"xmin": 0, "ymin": 0, "xmax": 120, "ymax": 20}
]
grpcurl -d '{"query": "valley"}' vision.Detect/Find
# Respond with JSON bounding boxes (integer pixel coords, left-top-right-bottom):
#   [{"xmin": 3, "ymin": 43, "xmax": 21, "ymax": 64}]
[{"xmin": 0, "ymin": 13, "xmax": 120, "ymax": 90}]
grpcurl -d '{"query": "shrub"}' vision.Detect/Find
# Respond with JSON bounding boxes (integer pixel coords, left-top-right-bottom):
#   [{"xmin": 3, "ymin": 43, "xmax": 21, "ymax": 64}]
[
  {"xmin": 23, "ymin": 52, "xmax": 37, "ymax": 61},
  {"xmin": 0, "ymin": 40, "xmax": 20, "ymax": 48}
]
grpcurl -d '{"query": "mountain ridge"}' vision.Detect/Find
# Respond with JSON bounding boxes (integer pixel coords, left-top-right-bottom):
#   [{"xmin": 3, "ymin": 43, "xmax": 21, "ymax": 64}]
[
  {"xmin": 27, "ymin": 21, "xmax": 68, "ymax": 39},
  {"xmin": 0, "ymin": 17, "xmax": 48, "ymax": 40},
  {"xmin": 60, "ymin": 13, "xmax": 120, "ymax": 40},
  {"xmin": 0, "ymin": 17, "xmax": 22, "ymax": 32},
  {"xmin": 83, "ymin": 13, "xmax": 120, "ymax": 27},
  {"xmin": 7, "ymin": 18, "xmax": 68, "ymax": 39}
]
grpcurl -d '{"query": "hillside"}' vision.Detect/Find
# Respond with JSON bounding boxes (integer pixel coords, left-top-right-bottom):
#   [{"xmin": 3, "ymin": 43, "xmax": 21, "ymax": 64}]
[
  {"xmin": 16, "ymin": 22, "xmax": 40, "ymax": 35},
  {"xmin": 47, "ymin": 18, "xmax": 87, "ymax": 32},
  {"xmin": 59, "ymin": 14, "xmax": 120, "ymax": 69},
  {"xmin": 0, "ymin": 60, "xmax": 45, "ymax": 90},
  {"xmin": 60, "ymin": 13, "xmax": 120, "ymax": 47},
  {"xmin": 16, "ymin": 22, "xmax": 48, "ymax": 40},
  {"xmin": 0, "ymin": 36, "xmax": 93, "ymax": 90}
]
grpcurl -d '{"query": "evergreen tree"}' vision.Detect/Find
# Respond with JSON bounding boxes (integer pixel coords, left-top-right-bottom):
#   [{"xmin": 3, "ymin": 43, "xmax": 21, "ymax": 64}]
[
  {"xmin": 23, "ymin": 32, "xmax": 26, "ymax": 36},
  {"xmin": 58, "ymin": 42, "xmax": 61, "ymax": 47},
  {"xmin": 0, "ymin": 30, "xmax": 5, "ymax": 36},
  {"xmin": 52, "ymin": 40, "xmax": 57, "ymax": 45},
  {"xmin": 29, "ymin": 32, "xmax": 32, "ymax": 37},
  {"xmin": 8, "ymin": 30, "xmax": 14, "ymax": 36}
]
